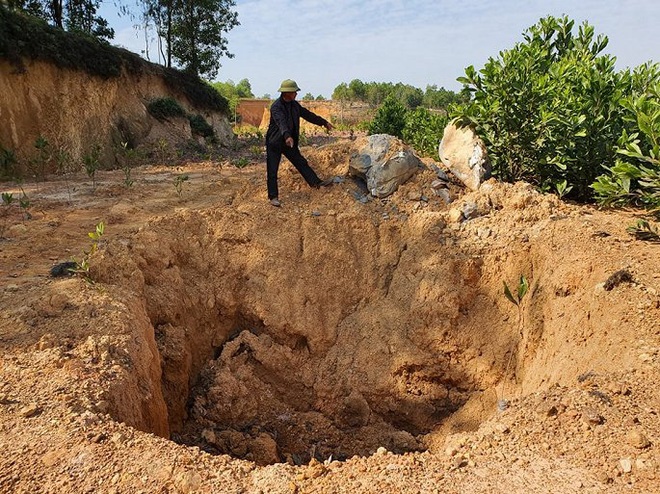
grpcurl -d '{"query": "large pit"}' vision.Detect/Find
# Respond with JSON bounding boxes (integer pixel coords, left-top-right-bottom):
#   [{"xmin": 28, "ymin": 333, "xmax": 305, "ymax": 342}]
[{"xmin": 86, "ymin": 181, "xmax": 640, "ymax": 466}]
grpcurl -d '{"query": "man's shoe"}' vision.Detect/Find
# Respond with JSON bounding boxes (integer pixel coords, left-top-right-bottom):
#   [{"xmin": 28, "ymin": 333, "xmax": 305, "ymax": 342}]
[
  {"xmin": 316, "ymin": 178, "xmax": 333, "ymax": 188},
  {"xmin": 269, "ymin": 198, "xmax": 281, "ymax": 207}
]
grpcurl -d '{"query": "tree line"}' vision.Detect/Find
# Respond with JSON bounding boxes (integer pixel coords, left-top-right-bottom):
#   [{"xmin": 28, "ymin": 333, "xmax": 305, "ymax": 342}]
[{"xmin": 2, "ymin": 0, "xmax": 239, "ymax": 79}]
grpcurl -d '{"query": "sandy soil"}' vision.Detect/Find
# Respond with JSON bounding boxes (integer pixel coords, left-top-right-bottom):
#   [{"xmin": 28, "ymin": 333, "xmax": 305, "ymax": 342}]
[{"xmin": 0, "ymin": 135, "xmax": 659, "ymax": 493}]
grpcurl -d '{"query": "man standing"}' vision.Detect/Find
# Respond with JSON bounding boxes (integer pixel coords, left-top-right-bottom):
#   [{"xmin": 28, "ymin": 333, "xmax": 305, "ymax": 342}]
[{"xmin": 265, "ymin": 79, "xmax": 334, "ymax": 207}]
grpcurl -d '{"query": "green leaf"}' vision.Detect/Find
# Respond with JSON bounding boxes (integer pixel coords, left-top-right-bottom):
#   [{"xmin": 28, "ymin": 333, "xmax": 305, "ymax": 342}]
[{"xmin": 503, "ymin": 281, "xmax": 518, "ymax": 306}]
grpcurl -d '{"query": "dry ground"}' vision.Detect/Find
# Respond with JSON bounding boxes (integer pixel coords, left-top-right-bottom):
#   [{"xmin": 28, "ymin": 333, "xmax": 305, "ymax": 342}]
[{"xmin": 0, "ymin": 135, "xmax": 659, "ymax": 493}]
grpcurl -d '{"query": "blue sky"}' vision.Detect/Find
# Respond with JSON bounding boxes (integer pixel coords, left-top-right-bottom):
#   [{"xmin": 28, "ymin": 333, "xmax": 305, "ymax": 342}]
[{"xmin": 102, "ymin": 0, "xmax": 660, "ymax": 99}]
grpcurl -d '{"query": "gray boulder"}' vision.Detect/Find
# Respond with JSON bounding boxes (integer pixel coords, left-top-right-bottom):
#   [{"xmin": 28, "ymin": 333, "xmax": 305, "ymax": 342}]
[
  {"xmin": 349, "ymin": 134, "xmax": 423, "ymax": 198},
  {"xmin": 438, "ymin": 123, "xmax": 490, "ymax": 191}
]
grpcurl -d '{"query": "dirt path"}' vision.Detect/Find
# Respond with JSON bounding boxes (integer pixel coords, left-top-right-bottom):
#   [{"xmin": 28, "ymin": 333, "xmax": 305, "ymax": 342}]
[{"xmin": 1, "ymin": 137, "xmax": 659, "ymax": 493}]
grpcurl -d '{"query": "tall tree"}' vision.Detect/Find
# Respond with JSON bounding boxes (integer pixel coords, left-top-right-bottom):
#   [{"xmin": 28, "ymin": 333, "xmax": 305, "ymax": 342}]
[{"xmin": 168, "ymin": 0, "xmax": 239, "ymax": 79}]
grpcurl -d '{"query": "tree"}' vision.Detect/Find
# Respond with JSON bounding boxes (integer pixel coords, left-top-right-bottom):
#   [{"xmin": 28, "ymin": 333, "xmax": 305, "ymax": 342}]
[
  {"xmin": 8, "ymin": 0, "xmax": 113, "ymax": 38},
  {"xmin": 235, "ymin": 78, "xmax": 254, "ymax": 98},
  {"xmin": 154, "ymin": 0, "xmax": 239, "ymax": 79},
  {"xmin": 66, "ymin": 0, "xmax": 114, "ymax": 38},
  {"xmin": 368, "ymin": 95, "xmax": 407, "ymax": 138},
  {"xmin": 302, "ymin": 92, "xmax": 314, "ymax": 101}
]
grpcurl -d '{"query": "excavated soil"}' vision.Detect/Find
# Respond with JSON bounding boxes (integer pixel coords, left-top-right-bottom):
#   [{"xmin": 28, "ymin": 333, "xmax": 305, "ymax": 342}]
[{"xmin": 0, "ymin": 135, "xmax": 659, "ymax": 493}]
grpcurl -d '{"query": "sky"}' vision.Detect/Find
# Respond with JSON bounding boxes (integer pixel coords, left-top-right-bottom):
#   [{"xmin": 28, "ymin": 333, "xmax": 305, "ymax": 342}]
[{"xmin": 102, "ymin": 0, "xmax": 660, "ymax": 99}]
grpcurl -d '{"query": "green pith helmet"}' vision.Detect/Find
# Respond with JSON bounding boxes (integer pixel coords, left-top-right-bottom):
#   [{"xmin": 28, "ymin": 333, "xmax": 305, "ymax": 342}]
[{"xmin": 278, "ymin": 79, "xmax": 301, "ymax": 93}]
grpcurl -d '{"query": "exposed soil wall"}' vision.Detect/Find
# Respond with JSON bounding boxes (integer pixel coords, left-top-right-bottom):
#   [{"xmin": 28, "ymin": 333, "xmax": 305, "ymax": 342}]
[{"xmin": 0, "ymin": 60, "xmax": 233, "ymax": 171}]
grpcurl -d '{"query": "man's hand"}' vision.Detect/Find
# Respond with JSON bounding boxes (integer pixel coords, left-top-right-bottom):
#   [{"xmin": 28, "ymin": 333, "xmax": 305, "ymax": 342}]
[{"xmin": 285, "ymin": 137, "xmax": 294, "ymax": 147}]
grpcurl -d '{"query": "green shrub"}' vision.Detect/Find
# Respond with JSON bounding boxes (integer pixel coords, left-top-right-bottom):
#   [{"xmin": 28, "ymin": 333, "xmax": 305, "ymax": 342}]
[
  {"xmin": 189, "ymin": 114, "xmax": 214, "ymax": 138},
  {"xmin": 452, "ymin": 16, "xmax": 630, "ymax": 201},
  {"xmin": 403, "ymin": 108, "xmax": 448, "ymax": 158},
  {"xmin": 163, "ymin": 68, "xmax": 230, "ymax": 115},
  {"xmin": 592, "ymin": 66, "xmax": 660, "ymax": 209},
  {"xmin": 0, "ymin": 145, "xmax": 17, "ymax": 180},
  {"xmin": 147, "ymin": 98, "xmax": 187, "ymax": 121},
  {"xmin": 368, "ymin": 95, "xmax": 407, "ymax": 138}
]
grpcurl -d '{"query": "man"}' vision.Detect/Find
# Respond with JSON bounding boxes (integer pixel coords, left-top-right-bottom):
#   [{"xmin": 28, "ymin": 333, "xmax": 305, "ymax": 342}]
[{"xmin": 265, "ymin": 79, "xmax": 334, "ymax": 207}]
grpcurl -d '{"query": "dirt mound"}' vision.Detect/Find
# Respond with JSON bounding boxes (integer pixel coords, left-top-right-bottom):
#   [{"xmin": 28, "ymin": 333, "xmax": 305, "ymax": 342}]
[{"xmin": 0, "ymin": 136, "xmax": 658, "ymax": 493}]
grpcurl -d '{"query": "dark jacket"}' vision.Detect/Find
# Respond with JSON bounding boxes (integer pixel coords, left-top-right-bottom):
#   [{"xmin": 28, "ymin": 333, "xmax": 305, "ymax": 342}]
[{"xmin": 266, "ymin": 96, "xmax": 328, "ymax": 147}]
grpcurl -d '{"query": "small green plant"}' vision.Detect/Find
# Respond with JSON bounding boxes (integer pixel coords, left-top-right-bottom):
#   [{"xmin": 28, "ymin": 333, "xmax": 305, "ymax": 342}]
[
  {"xmin": 1, "ymin": 192, "xmax": 14, "ymax": 205},
  {"xmin": 155, "ymin": 139, "xmax": 172, "ymax": 164},
  {"xmin": 0, "ymin": 146, "xmax": 17, "ymax": 180},
  {"xmin": 118, "ymin": 141, "xmax": 137, "ymax": 188},
  {"xmin": 147, "ymin": 97, "xmax": 187, "ymax": 121},
  {"xmin": 29, "ymin": 135, "xmax": 52, "ymax": 182},
  {"xmin": 18, "ymin": 187, "xmax": 31, "ymax": 220},
  {"xmin": 503, "ymin": 275, "xmax": 529, "ymax": 307},
  {"xmin": 173, "ymin": 174, "xmax": 189, "ymax": 197},
  {"xmin": 499, "ymin": 274, "xmax": 530, "ymax": 409},
  {"xmin": 72, "ymin": 221, "xmax": 105, "ymax": 281},
  {"xmin": 83, "ymin": 145, "xmax": 101, "ymax": 190},
  {"xmin": 627, "ymin": 219, "xmax": 660, "ymax": 242},
  {"xmin": 231, "ymin": 157, "xmax": 249, "ymax": 169},
  {"xmin": 54, "ymin": 145, "xmax": 74, "ymax": 203},
  {"xmin": 555, "ymin": 179, "xmax": 573, "ymax": 199},
  {"xmin": 249, "ymin": 145, "xmax": 262, "ymax": 159}
]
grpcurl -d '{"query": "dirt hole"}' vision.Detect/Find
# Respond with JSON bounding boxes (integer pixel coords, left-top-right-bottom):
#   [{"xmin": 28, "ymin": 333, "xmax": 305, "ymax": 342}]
[{"xmin": 94, "ymin": 197, "xmax": 582, "ymax": 466}]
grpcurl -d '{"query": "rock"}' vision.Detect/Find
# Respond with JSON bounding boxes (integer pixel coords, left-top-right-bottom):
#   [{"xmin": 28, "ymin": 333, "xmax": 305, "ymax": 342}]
[
  {"xmin": 349, "ymin": 134, "xmax": 423, "ymax": 198},
  {"xmin": 448, "ymin": 208, "xmax": 464, "ymax": 223},
  {"xmin": 176, "ymin": 471, "xmax": 202, "ymax": 494},
  {"xmin": 376, "ymin": 447, "xmax": 388, "ymax": 456},
  {"xmin": 438, "ymin": 123, "xmax": 490, "ymax": 191},
  {"xmin": 434, "ymin": 188, "xmax": 452, "ymax": 204},
  {"xmin": 537, "ymin": 403, "xmax": 558, "ymax": 417},
  {"xmin": 462, "ymin": 202, "xmax": 478, "ymax": 219},
  {"xmin": 627, "ymin": 429, "xmax": 651, "ymax": 449},
  {"xmin": 581, "ymin": 407, "xmax": 603, "ymax": 425},
  {"xmin": 19, "ymin": 405, "xmax": 41, "ymax": 418},
  {"xmin": 619, "ymin": 458, "xmax": 633, "ymax": 474}
]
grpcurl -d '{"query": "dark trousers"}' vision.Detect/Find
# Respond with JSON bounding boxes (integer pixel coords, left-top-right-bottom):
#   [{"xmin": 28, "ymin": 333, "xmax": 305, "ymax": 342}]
[{"xmin": 266, "ymin": 143, "xmax": 321, "ymax": 199}]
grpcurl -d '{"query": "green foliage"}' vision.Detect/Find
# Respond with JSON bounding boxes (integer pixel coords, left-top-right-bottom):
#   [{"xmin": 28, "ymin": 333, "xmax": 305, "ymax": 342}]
[
  {"xmin": 231, "ymin": 157, "xmax": 249, "ymax": 169},
  {"xmin": 162, "ymin": 69, "xmax": 230, "ymax": 115},
  {"xmin": 173, "ymin": 173, "xmax": 189, "ymax": 197},
  {"xmin": 332, "ymin": 80, "xmax": 462, "ymax": 110},
  {"xmin": 189, "ymin": 114, "xmax": 215, "ymax": 138},
  {"xmin": 503, "ymin": 275, "xmax": 529, "ymax": 306},
  {"xmin": 118, "ymin": 142, "xmax": 137, "ymax": 188},
  {"xmin": 167, "ymin": 0, "xmax": 239, "ymax": 79},
  {"xmin": 0, "ymin": 7, "xmax": 142, "ymax": 78},
  {"xmin": 147, "ymin": 97, "xmax": 187, "ymax": 121},
  {"xmin": 28, "ymin": 135, "xmax": 51, "ymax": 181},
  {"xmin": 368, "ymin": 95, "xmax": 407, "ymax": 138},
  {"xmin": 452, "ymin": 15, "xmax": 631, "ymax": 201},
  {"xmin": 83, "ymin": 144, "xmax": 101, "ymax": 190},
  {"xmin": 626, "ymin": 219, "xmax": 660, "ymax": 242},
  {"xmin": 0, "ymin": 145, "xmax": 18, "ymax": 180},
  {"xmin": 212, "ymin": 78, "xmax": 255, "ymax": 117},
  {"xmin": 1, "ymin": 192, "xmax": 14, "ymax": 205},
  {"xmin": 402, "ymin": 108, "xmax": 448, "ymax": 157},
  {"xmin": 302, "ymin": 93, "xmax": 315, "ymax": 101},
  {"xmin": 592, "ymin": 66, "xmax": 660, "ymax": 209},
  {"xmin": 72, "ymin": 221, "xmax": 105, "ymax": 281}
]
